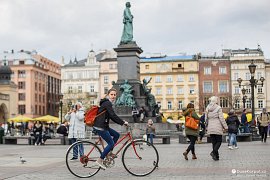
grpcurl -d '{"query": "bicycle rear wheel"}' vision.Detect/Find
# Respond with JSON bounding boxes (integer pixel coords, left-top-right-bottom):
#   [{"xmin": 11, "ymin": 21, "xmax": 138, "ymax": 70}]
[
  {"xmin": 122, "ymin": 139, "xmax": 159, "ymax": 176},
  {"xmin": 66, "ymin": 141, "xmax": 101, "ymax": 178}
]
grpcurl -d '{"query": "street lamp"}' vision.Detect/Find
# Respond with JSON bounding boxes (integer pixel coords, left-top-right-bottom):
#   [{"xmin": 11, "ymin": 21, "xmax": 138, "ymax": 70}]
[
  {"xmin": 59, "ymin": 93, "xmax": 64, "ymax": 124},
  {"xmin": 238, "ymin": 60, "xmax": 265, "ymax": 126},
  {"xmin": 241, "ymin": 88, "xmax": 247, "ymax": 108}
]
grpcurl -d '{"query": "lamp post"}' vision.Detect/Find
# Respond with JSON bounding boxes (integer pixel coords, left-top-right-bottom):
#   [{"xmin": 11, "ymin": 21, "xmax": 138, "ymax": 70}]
[
  {"xmin": 59, "ymin": 93, "xmax": 64, "ymax": 124},
  {"xmin": 237, "ymin": 60, "xmax": 265, "ymax": 126},
  {"xmin": 241, "ymin": 88, "xmax": 246, "ymax": 108}
]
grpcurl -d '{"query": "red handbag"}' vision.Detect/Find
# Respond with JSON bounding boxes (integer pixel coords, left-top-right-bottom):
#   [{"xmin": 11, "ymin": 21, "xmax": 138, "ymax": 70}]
[{"xmin": 185, "ymin": 113, "xmax": 199, "ymax": 130}]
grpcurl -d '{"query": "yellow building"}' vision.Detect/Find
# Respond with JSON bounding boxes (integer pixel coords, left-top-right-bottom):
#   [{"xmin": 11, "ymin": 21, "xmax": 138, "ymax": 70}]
[
  {"xmin": 140, "ymin": 55, "xmax": 199, "ymax": 119},
  {"xmin": 0, "ymin": 63, "xmax": 18, "ymax": 123}
]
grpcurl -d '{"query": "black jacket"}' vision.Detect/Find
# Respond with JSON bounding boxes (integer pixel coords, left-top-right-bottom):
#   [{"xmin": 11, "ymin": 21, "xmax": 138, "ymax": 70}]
[
  {"xmin": 226, "ymin": 114, "xmax": 240, "ymax": 134},
  {"xmin": 93, "ymin": 98, "xmax": 124, "ymax": 130}
]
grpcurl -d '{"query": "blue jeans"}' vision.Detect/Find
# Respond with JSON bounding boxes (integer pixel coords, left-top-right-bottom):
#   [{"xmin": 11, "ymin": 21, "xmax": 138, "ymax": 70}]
[
  {"xmin": 229, "ymin": 133, "xmax": 237, "ymax": 147},
  {"xmin": 147, "ymin": 134, "xmax": 155, "ymax": 144},
  {"xmin": 95, "ymin": 128, "xmax": 120, "ymax": 159},
  {"xmin": 70, "ymin": 138, "xmax": 84, "ymax": 158},
  {"xmin": 243, "ymin": 124, "xmax": 250, "ymax": 133}
]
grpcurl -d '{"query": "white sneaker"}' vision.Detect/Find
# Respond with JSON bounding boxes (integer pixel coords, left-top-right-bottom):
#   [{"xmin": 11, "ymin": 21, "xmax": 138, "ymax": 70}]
[
  {"xmin": 234, "ymin": 146, "xmax": 239, "ymax": 149},
  {"xmin": 95, "ymin": 159, "xmax": 106, "ymax": 170},
  {"xmin": 228, "ymin": 146, "xmax": 233, "ymax": 150}
]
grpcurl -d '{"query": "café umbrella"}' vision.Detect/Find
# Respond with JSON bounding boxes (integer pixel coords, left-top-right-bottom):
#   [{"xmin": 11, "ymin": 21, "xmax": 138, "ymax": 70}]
[
  {"xmin": 7, "ymin": 115, "xmax": 34, "ymax": 122},
  {"xmin": 34, "ymin": 115, "xmax": 60, "ymax": 123}
]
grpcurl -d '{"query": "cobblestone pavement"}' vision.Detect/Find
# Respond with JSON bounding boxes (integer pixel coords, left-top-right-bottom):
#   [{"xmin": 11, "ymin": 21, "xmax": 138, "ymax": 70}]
[{"xmin": 0, "ymin": 139, "xmax": 269, "ymax": 180}]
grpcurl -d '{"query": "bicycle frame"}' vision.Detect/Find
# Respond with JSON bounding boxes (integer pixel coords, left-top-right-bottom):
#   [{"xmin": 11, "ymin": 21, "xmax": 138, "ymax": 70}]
[{"xmin": 86, "ymin": 127, "xmax": 141, "ymax": 160}]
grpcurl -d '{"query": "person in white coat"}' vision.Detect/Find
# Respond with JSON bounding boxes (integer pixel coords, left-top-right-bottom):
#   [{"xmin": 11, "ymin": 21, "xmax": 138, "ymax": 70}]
[{"xmin": 65, "ymin": 102, "xmax": 85, "ymax": 160}]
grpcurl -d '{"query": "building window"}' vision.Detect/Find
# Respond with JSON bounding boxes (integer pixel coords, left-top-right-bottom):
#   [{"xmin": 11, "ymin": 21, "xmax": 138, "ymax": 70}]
[
  {"xmin": 234, "ymin": 86, "xmax": 240, "ymax": 94},
  {"xmin": 109, "ymin": 64, "xmax": 113, "ymax": 69},
  {"xmin": 234, "ymin": 100, "xmax": 240, "ymax": 109},
  {"xmin": 156, "ymin": 88, "xmax": 162, "ymax": 95},
  {"xmin": 35, "ymin": 82, "xmax": 38, "ymax": 91},
  {"xmin": 90, "ymin": 100, "xmax": 95, "ymax": 105},
  {"xmin": 18, "ymin": 81, "xmax": 25, "ymax": 89},
  {"xmin": 246, "ymin": 99, "xmax": 251, "ymax": 108},
  {"xmin": 219, "ymin": 81, "xmax": 228, "ymax": 93},
  {"xmin": 257, "ymin": 72, "xmax": 262, "ymax": 80},
  {"xmin": 39, "ymin": 83, "xmax": 41, "ymax": 91},
  {"xmin": 18, "ymin": 93, "xmax": 25, "ymax": 101},
  {"xmin": 177, "ymin": 87, "xmax": 184, "ymax": 94},
  {"xmin": 189, "ymin": 75, "xmax": 195, "ymax": 82},
  {"xmin": 155, "ymin": 76, "xmax": 161, "ymax": 83},
  {"xmin": 68, "ymin": 86, "xmax": 73, "ymax": 93},
  {"xmin": 203, "ymin": 81, "xmax": 212, "ymax": 93},
  {"xmin": 177, "ymin": 75, "xmax": 184, "ymax": 82},
  {"xmin": 189, "ymin": 87, "xmax": 195, "ymax": 94},
  {"xmin": 18, "ymin": 70, "xmax": 26, "ymax": 78},
  {"xmin": 43, "ymin": 84, "xmax": 45, "ymax": 92},
  {"xmin": 145, "ymin": 65, "xmax": 149, "ymax": 69},
  {"xmin": 245, "ymin": 72, "xmax": 251, "ymax": 80},
  {"xmin": 178, "ymin": 64, "xmax": 182, "ymax": 68},
  {"xmin": 167, "ymin": 87, "xmax": 173, "ymax": 94},
  {"xmin": 246, "ymin": 88, "xmax": 251, "ymax": 94},
  {"xmin": 78, "ymin": 86, "xmax": 82, "ymax": 93},
  {"xmin": 178, "ymin": 100, "xmax": 183, "ymax": 110},
  {"xmin": 90, "ymin": 84, "xmax": 95, "ymax": 92},
  {"xmin": 43, "ymin": 95, "xmax": 45, "ymax": 103},
  {"xmin": 167, "ymin": 75, "xmax": 173, "ymax": 82},
  {"xmin": 167, "ymin": 101, "xmax": 172, "ymax": 110},
  {"xmin": 234, "ymin": 73, "xmax": 239, "ymax": 81},
  {"xmin": 104, "ymin": 76, "xmax": 109, "ymax": 84},
  {"xmin": 257, "ymin": 86, "xmax": 262, "ymax": 93},
  {"xmin": 39, "ymin": 95, "xmax": 41, "ymax": 102},
  {"xmin": 204, "ymin": 67, "xmax": 211, "ymax": 75},
  {"xmin": 219, "ymin": 66, "xmax": 227, "ymax": 74},
  {"xmin": 18, "ymin": 105, "xmax": 26, "ymax": 114},
  {"xmin": 67, "ymin": 72, "xmax": 73, "ymax": 79},
  {"xmin": 220, "ymin": 97, "xmax": 228, "ymax": 108},
  {"xmin": 77, "ymin": 72, "xmax": 82, "ymax": 79},
  {"xmin": 35, "ymin": 94, "xmax": 37, "ymax": 101},
  {"xmin": 104, "ymin": 87, "xmax": 109, "ymax": 94},
  {"xmin": 258, "ymin": 100, "xmax": 263, "ymax": 108}
]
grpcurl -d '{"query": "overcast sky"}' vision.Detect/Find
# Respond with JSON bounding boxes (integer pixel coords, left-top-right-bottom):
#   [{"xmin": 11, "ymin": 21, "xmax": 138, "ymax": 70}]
[{"xmin": 0, "ymin": 0, "xmax": 269, "ymax": 63}]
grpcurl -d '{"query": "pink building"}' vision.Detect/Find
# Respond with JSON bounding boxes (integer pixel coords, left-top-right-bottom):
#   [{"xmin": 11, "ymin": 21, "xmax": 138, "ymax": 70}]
[{"xmin": 0, "ymin": 50, "xmax": 61, "ymax": 118}]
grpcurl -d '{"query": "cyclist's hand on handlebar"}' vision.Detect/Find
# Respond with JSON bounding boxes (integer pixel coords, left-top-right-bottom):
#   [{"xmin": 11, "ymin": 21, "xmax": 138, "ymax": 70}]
[{"xmin": 123, "ymin": 121, "xmax": 129, "ymax": 126}]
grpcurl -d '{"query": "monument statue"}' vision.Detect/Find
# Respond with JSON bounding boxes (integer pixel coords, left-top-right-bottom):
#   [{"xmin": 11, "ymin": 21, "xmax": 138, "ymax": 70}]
[
  {"xmin": 116, "ymin": 80, "xmax": 136, "ymax": 107},
  {"xmin": 120, "ymin": 2, "xmax": 134, "ymax": 44},
  {"xmin": 142, "ymin": 77, "xmax": 157, "ymax": 107}
]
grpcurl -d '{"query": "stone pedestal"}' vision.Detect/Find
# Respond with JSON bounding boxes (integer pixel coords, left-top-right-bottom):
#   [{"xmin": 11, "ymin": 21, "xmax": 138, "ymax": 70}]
[{"xmin": 113, "ymin": 43, "xmax": 159, "ymax": 122}]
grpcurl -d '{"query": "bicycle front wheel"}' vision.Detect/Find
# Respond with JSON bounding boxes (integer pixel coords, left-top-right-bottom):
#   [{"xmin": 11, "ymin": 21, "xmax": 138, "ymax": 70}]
[
  {"xmin": 122, "ymin": 139, "xmax": 159, "ymax": 176},
  {"xmin": 66, "ymin": 141, "xmax": 101, "ymax": 178}
]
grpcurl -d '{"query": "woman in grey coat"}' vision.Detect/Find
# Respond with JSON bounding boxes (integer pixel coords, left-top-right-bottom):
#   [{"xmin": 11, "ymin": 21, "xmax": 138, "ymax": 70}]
[{"xmin": 205, "ymin": 96, "xmax": 228, "ymax": 161}]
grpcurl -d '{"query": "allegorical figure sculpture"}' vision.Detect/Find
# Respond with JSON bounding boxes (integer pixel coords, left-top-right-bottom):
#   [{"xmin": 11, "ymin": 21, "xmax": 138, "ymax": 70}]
[
  {"xmin": 120, "ymin": 2, "xmax": 133, "ymax": 44},
  {"xmin": 116, "ymin": 80, "xmax": 136, "ymax": 107},
  {"xmin": 142, "ymin": 77, "xmax": 159, "ymax": 116}
]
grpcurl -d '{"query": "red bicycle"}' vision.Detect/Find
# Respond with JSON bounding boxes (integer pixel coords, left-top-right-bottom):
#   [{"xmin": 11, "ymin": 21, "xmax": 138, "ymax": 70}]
[{"xmin": 66, "ymin": 125, "xmax": 159, "ymax": 178}]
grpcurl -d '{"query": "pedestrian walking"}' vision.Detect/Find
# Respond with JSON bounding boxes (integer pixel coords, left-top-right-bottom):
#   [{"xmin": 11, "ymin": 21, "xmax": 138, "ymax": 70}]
[
  {"xmin": 258, "ymin": 108, "xmax": 270, "ymax": 143},
  {"xmin": 64, "ymin": 102, "xmax": 85, "ymax": 160},
  {"xmin": 205, "ymin": 96, "xmax": 228, "ymax": 161},
  {"xmin": 226, "ymin": 109, "xmax": 240, "ymax": 149},
  {"xmin": 182, "ymin": 103, "xmax": 200, "ymax": 160},
  {"xmin": 197, "ymin": 113, "xmax": 206, "ymax": 144},
  {"xmin": 93, "ymin": 88, "xmax": 128, "ymax": 169},
  {"xmin": 146, "ymin": 119, "xmax": 156, "ymax": 144}
]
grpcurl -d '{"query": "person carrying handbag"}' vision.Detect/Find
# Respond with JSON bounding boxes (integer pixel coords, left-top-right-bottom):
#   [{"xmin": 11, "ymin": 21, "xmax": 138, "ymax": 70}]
[
  {"xmin": 182, "ymin": 103, "xmax": 200, "ymax": 160},
  {"xmin": 205, "ymin": 96, "xmax": 228, "ymax": 161}
]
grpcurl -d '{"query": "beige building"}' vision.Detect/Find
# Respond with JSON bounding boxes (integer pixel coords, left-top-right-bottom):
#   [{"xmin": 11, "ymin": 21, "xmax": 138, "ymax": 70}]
[
  {"xmin": 224, "ymin": 47, "xmax": 266, "ymax": 115},
  {"xmin": 264, "ymin": 59, "xmax": 270, "ymax": 112},
  {"xmin": 0, "ymin": 50, "xmax": 61, "ymax": 118},
  {"xmin": 98, "ymin": 50, "xmax": 118, "ymax": 97},
  {"xmin": 140, "ymin": 55, "xmax": 199, "ymax": 118}
]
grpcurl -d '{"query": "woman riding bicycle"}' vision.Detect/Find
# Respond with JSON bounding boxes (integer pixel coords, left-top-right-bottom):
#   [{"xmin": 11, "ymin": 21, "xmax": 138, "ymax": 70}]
[{"xmin": 93, "ymin": 88, "xmax": 128, "ymax": 169}]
